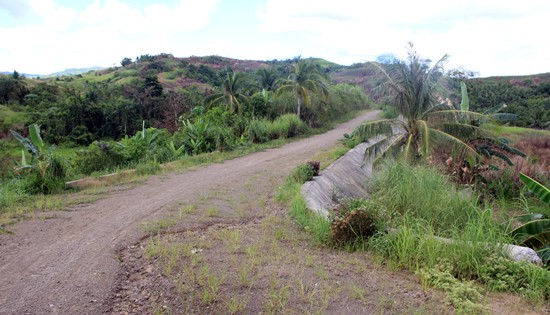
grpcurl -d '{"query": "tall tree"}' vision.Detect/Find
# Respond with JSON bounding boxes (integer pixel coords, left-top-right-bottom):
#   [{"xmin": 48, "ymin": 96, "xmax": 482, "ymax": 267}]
[
  {"xmin": 353, "ymin": 43, "xmax": 488, "ymax": 163},
  {"xmin": 256, "ymin": 67, "xmax": 278, "ymax": 91},
  {"xmin": 120, "ymin": 57, "xmax": 132, "ymax": 67},
  {"xmin": 276, "ymin": 59, "xmax": 328, "ymax": 118},
  {"xmin": 205, "ymin": 71, "xmax": 249, "ymax": 115},
  {"xmin": 0, "ymin": 71, "xmax": 29, "ymax": 103}
]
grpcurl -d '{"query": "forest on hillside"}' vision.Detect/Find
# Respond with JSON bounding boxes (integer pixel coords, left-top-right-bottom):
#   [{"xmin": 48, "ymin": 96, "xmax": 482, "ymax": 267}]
[
  {"xmin": 1, "ymin": 53, "xmax": 549, "ymax": 188},
  {"xmin": 0, "ymin": 54, "xmax": 370, "ymax": 188}
]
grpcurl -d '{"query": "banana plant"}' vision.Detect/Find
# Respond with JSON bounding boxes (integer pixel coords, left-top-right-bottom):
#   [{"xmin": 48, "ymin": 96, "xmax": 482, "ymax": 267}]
[
  {"xmin": 510, "ymin": 173, "xmax": 550, "ymax": 264},
  {"xmin": 168, "ymin": 141, "xmax": 186, "ymax": 158},
  {"xmin": 519, "ymin": 173, "xmax": 550, "ymax": 205},
  {"xmin": 11, "ymin": 124, "xmax": 44, "ymax": 159},
  {"xmin": 11, "ymin": 124, "xmax": 45, "ymax": 173},
  {"xmin": 10, "ymin": 124, "xmax": 67, "ymax": 193}
]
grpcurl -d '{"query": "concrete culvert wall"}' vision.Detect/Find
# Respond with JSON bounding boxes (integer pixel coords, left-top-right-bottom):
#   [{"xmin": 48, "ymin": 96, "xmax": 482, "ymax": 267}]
[{"xmin": 301, "ymin": 142, "xmax": 373, "ymax": 218}]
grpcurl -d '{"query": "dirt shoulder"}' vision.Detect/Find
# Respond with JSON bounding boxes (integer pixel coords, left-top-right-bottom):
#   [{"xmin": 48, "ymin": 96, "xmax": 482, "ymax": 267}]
[{"xmin": 0, "ymin": 111, "xmax": 380, "ymax": 314}]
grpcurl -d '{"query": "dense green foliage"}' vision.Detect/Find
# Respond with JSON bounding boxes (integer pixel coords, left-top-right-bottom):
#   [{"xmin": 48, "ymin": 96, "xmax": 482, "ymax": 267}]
[
  {"xmin": 10, "ymin": 124, "xmax": 67, "ymax": 194},
  {"xmin": 464, "ymin": 76, "xmax": 550, "ymax": 129},
  {"xmin": 366, "ymin": 163, "xmax": 549, "ymax": 310},
  {"xmin": 0, "ymin": 54, "xmax": 370, "ymax": 203}
]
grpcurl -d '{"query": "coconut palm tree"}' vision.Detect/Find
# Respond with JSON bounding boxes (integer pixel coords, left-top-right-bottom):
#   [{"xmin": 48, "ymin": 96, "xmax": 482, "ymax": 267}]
[
  {"xmin": 276, "ymin": 59, "xmax": 328, "ymax": 119},
  {"xmin": 353, "ymin": 43, "xmax": 489, "ymax": 164},
  {"xmin": 206, "ymin": 71, "xmax": 249, "ymax": 115},
  {"xmin": 256, "ymin": 67, "xmax": 278, "ymax": 91}
]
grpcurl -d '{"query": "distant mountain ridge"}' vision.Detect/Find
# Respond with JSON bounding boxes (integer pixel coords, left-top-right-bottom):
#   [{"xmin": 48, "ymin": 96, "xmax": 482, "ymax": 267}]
[
  {"xmin": 1, "ymin": 66, "xmax": 105, "ymax": 78},
  {"xmin": 0, "ymin": 71, "xmax": 41, "ymax": 78}
]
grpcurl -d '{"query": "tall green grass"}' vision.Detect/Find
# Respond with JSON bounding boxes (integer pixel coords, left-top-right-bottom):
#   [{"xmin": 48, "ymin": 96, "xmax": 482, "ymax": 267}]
[
  {"xmin": 246, "ymin": 114, "xmax": 308, "ymax": 143},
  {"xmin": 276, "ymin": 166, "xmax": 331, "ymax": 245},
  {"xmin": 367, "ymin": 162, "xmax": 549, "ymax": 307},
  {"xmin": 367, "ymin": 162, "xmax": 479, "ymax": 234}
]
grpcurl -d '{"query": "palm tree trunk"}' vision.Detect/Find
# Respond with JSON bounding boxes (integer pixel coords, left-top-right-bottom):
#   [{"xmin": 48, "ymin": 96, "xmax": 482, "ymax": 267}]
[{"xmin": 297, "ymin": 89, "xmax": 303, "ymax": 118}]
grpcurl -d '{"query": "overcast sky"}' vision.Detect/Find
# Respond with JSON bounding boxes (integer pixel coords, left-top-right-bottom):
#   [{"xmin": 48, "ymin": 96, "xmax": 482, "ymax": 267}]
[{"xmin": 1, "ymin": 0, "xmax": 549, "ymax": 77}]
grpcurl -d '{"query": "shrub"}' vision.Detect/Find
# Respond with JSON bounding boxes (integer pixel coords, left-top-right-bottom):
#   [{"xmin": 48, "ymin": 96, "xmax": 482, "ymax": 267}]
[
  {"xmin": 76, "ymin": 141, "xmax": 126, "ymax": 175},
  {"xmin": 0, "ymin": 180, "xmax": 23, "ymax": 209},
  {"xmin": 267, "ymin": 114, "xmax": 308, "ymax": 139},
  {"xmin": 247, "ymin": 119, "xmax": 268, "ymax": 143},
  {"xmin": 291, "ymin": 163, "xmax": 315, "ymax": 183},
  {"xmin": 306, "ymin": 161, "xmax": 320, "ymax": 176},
  {"xmin": 18, "ymin": 153, "xmax": 67, "ymax": 194},
  {"xmin": 11, "ymin": 125, "xmax": 68, "ymax": 194},
  {"xmin": 418, "ymin": 260, "xmax": 484, "ymax": 314},
  {"xmin": 211, "ymin": 126, "xmax": 235, "ymax": 152},
  {"xmin": 330, "ymin": 202, "xmax": 378, "ymax": 247}
]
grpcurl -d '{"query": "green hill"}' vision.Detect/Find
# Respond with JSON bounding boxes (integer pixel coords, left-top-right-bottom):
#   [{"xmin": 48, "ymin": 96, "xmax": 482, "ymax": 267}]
[{"xmin": 1, "ymin": 53, "xmax": 548, "ymax": 145}]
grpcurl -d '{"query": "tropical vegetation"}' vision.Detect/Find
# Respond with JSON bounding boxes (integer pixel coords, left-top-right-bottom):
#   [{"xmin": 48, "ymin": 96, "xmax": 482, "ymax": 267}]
[
  {"xmin": 1, "ymin": 49, "xmax": 550, "ymax": 313},
  {"xmin": 0, "ymin": 54, "xmax": 370, "ymax": 221}
]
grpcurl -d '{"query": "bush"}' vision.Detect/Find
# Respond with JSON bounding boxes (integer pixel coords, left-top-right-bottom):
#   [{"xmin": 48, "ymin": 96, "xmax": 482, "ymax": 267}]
[
  {"xmin": 268, "ymin": 114, "xmax": 307, "ymax": 138},
  {"xmin": 19, "ymin": 153, "xmax": 67, "ymax": 194},
  {"xmin": 330, "ymin": 202, "xmax": 378, "ymax": 247},
  {"xmin": 76, "ymin": 141, "xmax": 126, "ymax": 175},
  {"xmin": 306, "ymin": 161, "xmax": 320, "ymax": 176},
  {"xmin": 0, "ymin": 180, "xmax": 23, "ymax": 209},
  {"xmin": 247, "ymin": 119, "xmax": 268, "ymax": 143},
  {"xmin": 291, "ymin": 163, "xmax": 316, "ymax": 183},
  {"xmin": 418, "ymin": 260, "xmax": 484, "ymax": 314},
  {"xmin": 211, "ymin": 126, "xmax": 235, "ymax": 152}
]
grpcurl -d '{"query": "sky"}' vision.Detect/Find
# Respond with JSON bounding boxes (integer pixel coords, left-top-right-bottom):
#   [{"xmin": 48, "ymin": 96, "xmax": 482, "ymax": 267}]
[{"xmin": 1, "ymin": 0, "xmax": 549, "ymax": 77}]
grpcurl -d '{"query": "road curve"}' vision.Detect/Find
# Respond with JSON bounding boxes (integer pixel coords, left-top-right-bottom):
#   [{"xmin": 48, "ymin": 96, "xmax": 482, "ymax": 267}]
[{"xmin": 0, "ymin": 111, "xmax": 380, "ymax": 315}]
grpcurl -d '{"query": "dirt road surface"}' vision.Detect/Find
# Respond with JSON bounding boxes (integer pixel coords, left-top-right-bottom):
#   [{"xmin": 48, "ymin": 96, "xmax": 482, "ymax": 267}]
[{"xmin": 0, "ymin": 111, "xmax": 380, "ymax": 315}]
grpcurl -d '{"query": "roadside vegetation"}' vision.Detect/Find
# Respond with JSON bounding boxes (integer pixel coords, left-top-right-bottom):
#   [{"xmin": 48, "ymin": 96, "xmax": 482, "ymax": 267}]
[
  {"xmin": 2, "ymin": 49, "xmax": 549, "ymax": 313},
  {"xmin": 304, "ymin": 44, "xmax": 550, "ymax": 313},
  {"xmin": 0, "ymin": 56, "xmax": 370, "ymax": 229}
]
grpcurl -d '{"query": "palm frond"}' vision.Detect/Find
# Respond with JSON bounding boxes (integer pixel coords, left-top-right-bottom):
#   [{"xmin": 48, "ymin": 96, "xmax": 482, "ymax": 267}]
[
  {"xmin": 426, "ymin": 53, "xmax": 448, "ymax": 82},
  {"xmin": 352, "ymin": 119, "xmax": 398, "ymax": 141},
  {"xmin": 365, "ymin": 134, "xmax": 406, "ymax": 165},
  {"xmin": 204, "ymin": 93, "xmax": 225, "ymax": 107},
  {"xmin": 483, "ymin": 104, "xmax": 507, "ymax": 115},
  {"xmin": 436, "ymin": 122, "xmax": 486, "ymax": 142},
  {"xmin": 424, "ymin": 110, "xmax": 492, "ymax": 123},
  {"xmin": 423, "ymin": 103, "xmax": 455, "ymax": 116},
  {"xmin": 491, "ymin": 113, "xmax": 519, "ymax": 122},
  {"xmin": 429, "ymin": 128, "xmax": 480, "ymax": 159},
  {"xmin": 480, "ymin": 137, "xmax": 526, "ymax": 158},
  {"xmin": 403, "ymin": 133, "xmax": 415, "ymax": 162},
  {"xmin": 416, "ymin": 120, "xmax": 429, "ymax": 158}
]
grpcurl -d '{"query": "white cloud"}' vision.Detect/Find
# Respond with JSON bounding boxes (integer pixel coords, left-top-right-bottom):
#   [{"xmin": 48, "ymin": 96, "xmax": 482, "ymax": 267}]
[
  {"xmin": 257, "ymin": 0, "xmax": 550, "ymax": 76},
  {"xmin": 2, "ymin": 0, "xmax": 550, "ymax": 76},
  {"xmin": 0, "ymin": 0, "xmax": 31, "ymax": 17},
  {"xmin": 0, "ymin": 0, "xmax": 222, "ymax": 74}
]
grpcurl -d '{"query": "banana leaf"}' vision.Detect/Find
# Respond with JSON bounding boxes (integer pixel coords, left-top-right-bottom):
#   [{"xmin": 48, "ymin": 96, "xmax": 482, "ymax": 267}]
[
  {"xmin": 514, "ymin": 213, "xmax": 544, "ymax": 223},
  {"xmin": 510, "ymin": 219, "xmax": 550, "ymax": 249},
  {"xmin": 519, "ymin": 173, "xmax": 550, "ymax": 206},
  {"xmin": 536, "ymin": 246, "xmax": 550, "ymax": 264},
  {"xmin": 28, "ymin": 124, "xmax": 44, "ymax": 149},
  {"xmin": 21, "ymin": 149, "xmax": 27, "ymax": 167},
  {"xmin": 10, "ymin": 129, "xmax": 38, "ymax": 156}
]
